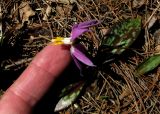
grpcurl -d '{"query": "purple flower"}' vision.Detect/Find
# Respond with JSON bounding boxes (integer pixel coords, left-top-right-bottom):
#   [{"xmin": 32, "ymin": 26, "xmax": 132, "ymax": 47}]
[
  {"xmin": 52, "ymin": 20, "xmax": 100, "ymax": 69},
  {"xmin": 71, "ymin": 20, "xmax": 100, "ymax": 40}
]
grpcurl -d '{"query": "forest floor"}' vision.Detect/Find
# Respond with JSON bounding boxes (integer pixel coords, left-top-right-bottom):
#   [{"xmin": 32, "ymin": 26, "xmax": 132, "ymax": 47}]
[{"xmin": 0, "ymin": 0, "xmax": 160, "ymax": 114}]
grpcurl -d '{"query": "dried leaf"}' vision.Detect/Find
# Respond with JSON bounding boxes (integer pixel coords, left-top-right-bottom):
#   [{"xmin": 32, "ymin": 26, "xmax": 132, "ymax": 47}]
[
  {"xmin": 119, "ymin": 85, "xmax": 131, "ymax": 100},
  {"xmin": 19, "ymin": 2, "xmax": 35, "ymax": 23},
  {"xmin": 43, "ymin": 5, "xmax": 52, "ymax": 21},
  {"xmin": 56, "ymin": 5, "xmax": 73, "ymax": 17},
  {"xmin": 56, "ymin": 6, "xmax": 65, "ymax": 17},
  {"xmin": 100, "ymin": 28, "xmax": 110, "ymax": 36},
  {"xmin": 132, "ymin": 0, "xmax": 147, "ymax": 8},
  {"xmin": 147, "ymin": 16, "xmax": 157, "ymax": 29}
]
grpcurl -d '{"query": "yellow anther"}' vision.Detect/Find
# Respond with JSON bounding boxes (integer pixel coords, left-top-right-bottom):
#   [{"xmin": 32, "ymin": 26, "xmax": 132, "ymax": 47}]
[{"xmin": 51, "ymin": 37, "xmax": 64, "ymax": 45}]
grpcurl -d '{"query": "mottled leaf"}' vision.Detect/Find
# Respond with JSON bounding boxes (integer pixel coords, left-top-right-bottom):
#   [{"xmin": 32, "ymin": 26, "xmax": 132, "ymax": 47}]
[
  {"xmin": 102, "ymin": 18, "xmax": 141, "ymax": 54},
  {"xmin": 135, "ymin": 54, "xmax": 160, "ymax": 75},
  {"xmin": 54, "ymin": 81, "xmax": 85, "ymax": 112}
]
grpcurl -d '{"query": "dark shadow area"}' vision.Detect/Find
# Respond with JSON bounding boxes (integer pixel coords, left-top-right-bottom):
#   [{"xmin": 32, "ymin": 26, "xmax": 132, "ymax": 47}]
[
  {"xmin": 117, "ymin": 28, "xmax": 145, "ymax": 62},
  {"xmin": 94, "ymin": 29, "xmax": 145, "ymax": 84},
  {"xmin": 32, "ymin": 61, "xmax": 82, "ymax": 114},
  {"xmin": 0, "ymin": 68, "xmax": 25, "ymax": 90},
  {"xmin": 0, "ymin": 58, "xmax": 82, "ymax": 114}
]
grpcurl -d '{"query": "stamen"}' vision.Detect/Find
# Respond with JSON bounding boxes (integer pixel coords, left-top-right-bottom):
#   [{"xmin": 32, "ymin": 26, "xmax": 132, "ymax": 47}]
[
  {"xmin": 62, "ymin": 37, "xmax": 72, "ymax": 45},
  {"xmin": 51, "ymin": 37, "xmax": 72, "ymax": 45},
  {"xmin": 51, "ymin": 37, "xmax": 65, "ymax": 45}
]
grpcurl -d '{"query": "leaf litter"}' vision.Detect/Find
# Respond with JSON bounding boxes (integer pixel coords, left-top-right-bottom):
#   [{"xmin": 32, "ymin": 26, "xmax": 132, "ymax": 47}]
[{"xmin": 0, "ymin": 0, "xmax": 160, "ymax": 114}]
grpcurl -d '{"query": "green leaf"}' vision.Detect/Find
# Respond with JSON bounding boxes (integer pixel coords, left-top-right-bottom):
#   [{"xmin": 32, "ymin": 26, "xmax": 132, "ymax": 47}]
[
  {"xmin": 135, "ymin": 54, "xmax": 160, "ymax": 75},
  {"xmin": 102, "ymin": 18, "xmax": 141, "ymax": 54},
  {"xmin": 54, "ymin": 81, "xmax": 85, "ymax": 112}
]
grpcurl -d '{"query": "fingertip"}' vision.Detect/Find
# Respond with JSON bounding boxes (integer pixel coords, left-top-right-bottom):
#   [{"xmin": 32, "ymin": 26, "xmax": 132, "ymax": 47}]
[{"xmin": 0, "ymin": 44, "xmax": 71, "ymax": 114}]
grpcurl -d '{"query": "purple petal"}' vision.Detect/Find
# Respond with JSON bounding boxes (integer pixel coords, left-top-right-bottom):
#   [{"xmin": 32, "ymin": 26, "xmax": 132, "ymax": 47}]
[
  {"xmin": 71, "ymin": 28, "xmax": 89, "ymax": 41},
  {"xmin": 70, "ymin": 46, "xmax": 95, "ymax": 67},
  {"xmin": 72, "ymin": 55, "xmax": 84, "ymax": 76},
  {"xmin": 72, "ymin": 54, "xmax": 82, "ymax": 70},
  {"xmin": 73, "ymin": 20, "xmax": 100, "ymax": 29},
  {"xmin": 71, "ymin": 20, "xmax": 100, "ymax": 40}
]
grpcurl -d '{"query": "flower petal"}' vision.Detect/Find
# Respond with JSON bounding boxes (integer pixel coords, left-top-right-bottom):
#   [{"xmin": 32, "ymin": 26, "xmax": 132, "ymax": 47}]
[
  {"xmin": 70, "ymin": 46, "xmax": 95, "ymax": 66},
  {"xmin": 71, "ymin": 55, "xmax": 84, "ymax": 76},
  {"xmin": 71, "ymin": 54, "xmax": 82, "ymax": 70},
  {"xmin": 71, "ymin": 28, "xmax": 89, "ymax": 41},
  {"xmin": 73, "ymin": 20, "xmax": 100, "ymax": 29},
  {"xmin": 78, "ymin": 20, "xmax": 100, "ymax": 28},
  {"xmin": 71, "ymin": 20, "xmax": 100, "ymax": 40}
]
